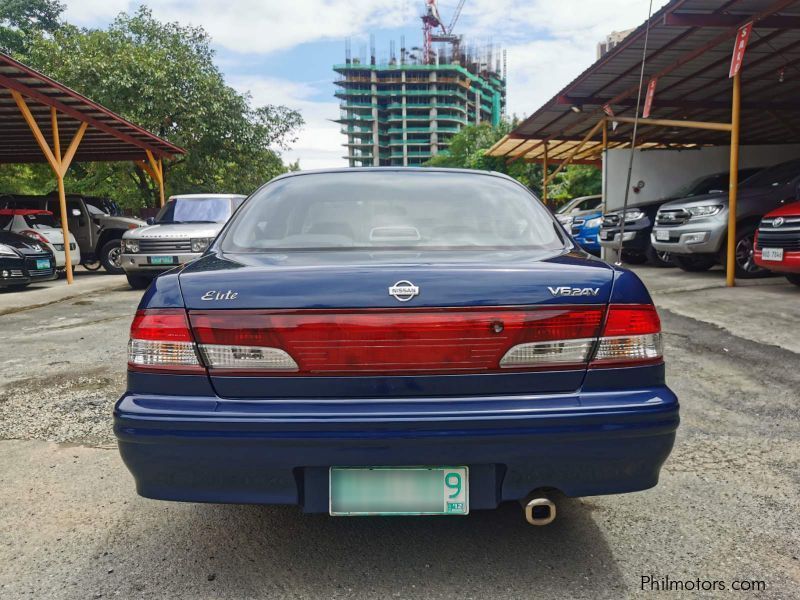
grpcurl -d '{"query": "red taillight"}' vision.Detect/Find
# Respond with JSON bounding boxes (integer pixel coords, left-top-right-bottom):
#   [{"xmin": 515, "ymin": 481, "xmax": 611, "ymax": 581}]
[
  {"xmin": 603, "ymin": 304, "xmax": 661, "ymax": 336},
  {"xmin": 188, "ymin": 307, "xmax": 605, "ymax": 376},
  {"xmin": 592, "ymin": 304, "xmax": 663, "ymax": 367},
  {"xmin": 128, "ymin": 304, "xmax": 663, "ymax": 376},
  {"xmin": 128, "ymin": 309, "xmax": 203, "ymax": 373},
  {"xmin": 21, "ymin": 229, "xmax": 49, "ymax": 245}
]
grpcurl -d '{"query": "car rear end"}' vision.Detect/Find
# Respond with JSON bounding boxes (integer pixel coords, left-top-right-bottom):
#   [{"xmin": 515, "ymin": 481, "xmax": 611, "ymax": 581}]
[{"xmin": 115, "ymin": 169, "xmax": 678, "ymax": 516}]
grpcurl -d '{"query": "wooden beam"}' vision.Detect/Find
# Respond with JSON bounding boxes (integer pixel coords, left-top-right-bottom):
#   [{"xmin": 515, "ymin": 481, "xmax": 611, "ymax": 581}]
[
  {"xmin": 11, "ymin": 90, "xmax": 59, "ymax": 172},
  {"xmin": 544, "ymin": 119, "xmax": 605, "ymax": 185},
  {"xmin": 611, "ymin": 116, "xmax": 733, "ymax": 132},
  {"xmin": 59, "ymin": 122, "xmax": 88, "ymax": 176}
]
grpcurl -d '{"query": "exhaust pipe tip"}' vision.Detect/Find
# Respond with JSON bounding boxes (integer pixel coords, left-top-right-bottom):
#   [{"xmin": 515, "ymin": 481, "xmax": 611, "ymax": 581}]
[{"xmin": 524, "ymin": 497, "xmax": 556, "ymax": 526}]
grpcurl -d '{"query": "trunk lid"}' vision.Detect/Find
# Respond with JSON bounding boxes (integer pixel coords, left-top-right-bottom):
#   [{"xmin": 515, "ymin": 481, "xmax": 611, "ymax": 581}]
[{"xmin": 178, "ymin": 250, "xmax": 615, "ymax": 398}]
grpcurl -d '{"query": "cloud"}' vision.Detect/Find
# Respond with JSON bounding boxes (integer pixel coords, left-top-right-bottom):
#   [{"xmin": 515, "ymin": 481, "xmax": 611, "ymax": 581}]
[
  {"xmin": 66, "ymin": 0, "xmax": 417, "ymax": 54},
  {"xmin": 230, "ymin": 76, "xmax": 345, "ymax": 169},
  {"xmin": 62, "ymin": 0, "xmax": 671, "ymax": 168}
]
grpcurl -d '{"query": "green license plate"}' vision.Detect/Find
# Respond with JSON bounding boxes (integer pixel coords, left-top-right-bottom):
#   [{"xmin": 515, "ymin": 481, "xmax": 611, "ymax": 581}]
[
  {"xmin": 36, "ymin": 259, "xmax": 51, "ymax": 269},
  {"xmin": 329, "ymin": 467, "xmax": 468, "ymax": 516},
  {"xmin": 149, "ymin": 256, "xmax": 177, "ymax": 265}
]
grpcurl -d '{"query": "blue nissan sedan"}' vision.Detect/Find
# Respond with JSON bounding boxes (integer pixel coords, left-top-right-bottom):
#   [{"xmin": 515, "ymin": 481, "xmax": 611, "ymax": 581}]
[{"xmin": 115, "ymin": 168, "xmax": 678, "ymax": 524}]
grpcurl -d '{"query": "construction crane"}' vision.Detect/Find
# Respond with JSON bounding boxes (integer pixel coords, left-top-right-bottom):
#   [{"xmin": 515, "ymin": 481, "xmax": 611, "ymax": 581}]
[{"xmin": 421, "ymin": 0, "xmax": 466, "ymax": 64}]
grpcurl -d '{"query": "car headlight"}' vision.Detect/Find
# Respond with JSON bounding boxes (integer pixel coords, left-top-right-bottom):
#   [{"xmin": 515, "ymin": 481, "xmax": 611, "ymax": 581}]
[
  {"xmin": 123, "ymin": 239, "xmax": 139, "ymax": 253},
  {"xmin": 687, "ymin": 204, "xmax": 723, "ymax": 218},
  {"xmin": 191, "ymin": 237, "xmax": 213, "ymax": 253},
  {"xmin": 585, "ymin": 217, "xmax": 603, "ymax": 228},
  {"xmin": 0, "ymin": 243, "xmax": 19, "ymax": 256},
  {"xmin": 623, "ymin": 209, "xmax": 645, "ymax": 222}
]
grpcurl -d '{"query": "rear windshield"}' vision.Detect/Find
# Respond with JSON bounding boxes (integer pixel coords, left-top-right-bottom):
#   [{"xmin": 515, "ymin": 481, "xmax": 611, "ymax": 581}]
[
  {"xmin": 156, "ymin": 197, "xmax": 237, "ymax": 224},
  {"xmin": 221, "ymin": 171, "xmax": 566, "ymax": 252},
  {"xmin": 23, "ymin": 213, "xmax": 58, "ymax": 228}
]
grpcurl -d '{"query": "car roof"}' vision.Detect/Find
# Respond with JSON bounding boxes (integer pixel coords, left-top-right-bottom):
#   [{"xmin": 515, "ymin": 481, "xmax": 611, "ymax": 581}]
[
  {"xmin": 269, "ymin": 166, "xmax": 522, "ymax": 184},
  {"xmin": 168, "ymin": 194, "xmax": 247, "ymax": 200}
]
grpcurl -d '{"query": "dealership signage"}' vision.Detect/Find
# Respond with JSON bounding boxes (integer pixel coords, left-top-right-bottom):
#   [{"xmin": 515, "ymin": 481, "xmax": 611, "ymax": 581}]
[{"xmin": 729, "ymin": 22, "xmax": 753, "ymax": 78}]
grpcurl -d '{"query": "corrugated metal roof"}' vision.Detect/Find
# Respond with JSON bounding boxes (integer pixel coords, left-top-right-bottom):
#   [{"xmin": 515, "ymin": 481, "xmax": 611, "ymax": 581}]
[
  {"xmin": 488, "ymin": 0, "xmax": 800, "ymax": 161},
  {"xmin": 0, "ymin": 52, "xmax": 185, "ymax": 164}
]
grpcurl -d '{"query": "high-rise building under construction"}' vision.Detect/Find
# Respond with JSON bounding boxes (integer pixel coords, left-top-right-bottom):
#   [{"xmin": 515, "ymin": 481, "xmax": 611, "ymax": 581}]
[{"xmin": 334, "ymin": 1, "xmax": 506, "ymax": 167}]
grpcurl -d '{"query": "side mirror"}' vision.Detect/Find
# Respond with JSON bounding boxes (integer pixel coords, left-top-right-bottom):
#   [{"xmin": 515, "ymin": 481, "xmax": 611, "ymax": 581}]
[
  {"xmin": 71, "ymin": 208, "xmax": 81, "ymax": 217},
  {"xmin": 146, "ymin": 217, "xmax": 155, "ymax": 225}
]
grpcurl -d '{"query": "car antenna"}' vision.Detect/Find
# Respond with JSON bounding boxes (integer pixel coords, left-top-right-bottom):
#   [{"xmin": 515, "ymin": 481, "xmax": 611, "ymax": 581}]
[{"xmin": 616, "ymin": 0, "xmax": 654, "ymax": 267}]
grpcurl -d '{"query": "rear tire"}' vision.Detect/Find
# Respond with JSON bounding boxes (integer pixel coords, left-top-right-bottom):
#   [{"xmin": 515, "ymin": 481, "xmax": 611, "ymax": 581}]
[
  {"xmin": 100, "ymin": 240, "xmax": 124, "ymax": 274},
  {"xmin": 674, "ymin": 254, "xmax": 716, "ymax": 272},
  {"xmin": 720, "ymin": 223, "xmax": 770, "ymax": 279},
  {"xmin": 786, "ymin": 274, "xmax": 800, "ymax": 287},
  {"xmin": 646, "ymin": 245, "xmax": 673, "ymax": 267},
  {"xmin": 126, "ymin": 273, "xmax": 152, "ymax": 290}
]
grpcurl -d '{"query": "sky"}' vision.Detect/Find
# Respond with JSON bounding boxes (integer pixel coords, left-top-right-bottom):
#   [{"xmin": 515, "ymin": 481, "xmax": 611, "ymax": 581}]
[{"xmin": 61, "ymin": 0, "xmax": 670, "ymax": 169}]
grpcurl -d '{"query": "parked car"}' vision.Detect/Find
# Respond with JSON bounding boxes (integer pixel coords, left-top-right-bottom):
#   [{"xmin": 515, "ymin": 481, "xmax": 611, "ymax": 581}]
[
  {"xmin": 0, "ymin": 194, "xmax": 145, "ymax": 274},
  {"xmin": 116, "ymin": 168, "xmax": 678, "ymax": 523},
  {"xmin": 554, "ymin": 194, "xmax": 603, "ymax": 227},
  {"xmin": 600, "ymin": 169, "xmax": 761, "ymax": 267},
  {"xmin": 0, "ymin": 208, "xmax": 80, "ymax": 272},
  {"xmin": 651, "ymin": 158, "xmax": 800, "ymax": 278},
  {"xmin": 754, "ymin": 201, "xmax": 800, "ymax": 287},
  {"xmin": 0, "ymin": 230, "xmax": 57, "ymax": 290},
  {"xmin": 569, "ymin": 208, "xmax": 603, "ymax": 256},
  {"xmin": 120, "ymin": 194, "xmax": 246, "ymax": 289}
]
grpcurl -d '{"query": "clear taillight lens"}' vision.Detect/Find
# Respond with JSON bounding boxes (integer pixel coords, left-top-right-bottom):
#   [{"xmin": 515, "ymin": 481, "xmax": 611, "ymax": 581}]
[
  {"xmin": 198, "ymin": 344, "xmax": 298, "ymax": 371},
  {"xmin": 500, "ymin": 338, "xmax": 596, "ymax": 367}
]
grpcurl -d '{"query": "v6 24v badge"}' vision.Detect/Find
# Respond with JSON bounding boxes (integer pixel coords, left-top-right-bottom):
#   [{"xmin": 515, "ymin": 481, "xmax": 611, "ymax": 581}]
[{"xmin": 548, "ymin": 286, "xmax": 600, "ymax": 297}]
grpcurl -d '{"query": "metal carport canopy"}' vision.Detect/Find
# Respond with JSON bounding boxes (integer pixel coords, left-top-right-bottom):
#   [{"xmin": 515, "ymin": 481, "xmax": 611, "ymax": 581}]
[
  {"xmin": 487, "ymin": 0, "xmax": 800, "ymax": 287},
  {"xmin": 487, "ymin": 0, "xmax": 800, "ymax": 164},
  {"xmin": 0, "ymin": 52, "xmax": 185, "ymax": 284}
]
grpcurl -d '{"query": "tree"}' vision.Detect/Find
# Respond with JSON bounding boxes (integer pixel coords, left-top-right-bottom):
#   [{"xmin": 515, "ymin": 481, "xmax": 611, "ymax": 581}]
[
  {"xmin": 0, "ymin": 0, "xmax": 63, "ymax": 54},
  {"xmin": 2, "ymin": 7, "xmax": 303, "ymax": 210},
  {"xmin": 425, "ymin": 121, "xmax": 601, "ymax": 207}
]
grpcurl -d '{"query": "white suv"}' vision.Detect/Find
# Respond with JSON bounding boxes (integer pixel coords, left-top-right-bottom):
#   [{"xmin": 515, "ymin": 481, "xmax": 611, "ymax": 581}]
[{"xmin": 121, "ymin": 194, "xmax": 246, "ymax": 289}]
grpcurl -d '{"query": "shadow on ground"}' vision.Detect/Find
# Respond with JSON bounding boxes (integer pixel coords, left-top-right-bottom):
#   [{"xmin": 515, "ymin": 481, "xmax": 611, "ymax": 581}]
[{"xmin": 90, "ymin": 496, "xmax": 625, "ymax": 598}]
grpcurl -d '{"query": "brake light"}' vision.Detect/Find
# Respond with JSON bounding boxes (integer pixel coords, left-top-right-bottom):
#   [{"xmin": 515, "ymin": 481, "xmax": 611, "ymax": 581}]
[
  {"xmin": 21, "ymin": 229, "xmax": 49, "ymax": 245},
  {"xmin": 592, "ymin": 304, "xmax": 662, "ymax": 367},
  {"xmin": 128, "ymin": 309, "xmax": 203, "ymax": 373}
]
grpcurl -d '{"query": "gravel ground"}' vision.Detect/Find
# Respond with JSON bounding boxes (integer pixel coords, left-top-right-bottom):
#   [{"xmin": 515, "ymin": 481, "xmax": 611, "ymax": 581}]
[{"xmin": 0, "ymin": 277, "xmax": 798, "ymax": 599}]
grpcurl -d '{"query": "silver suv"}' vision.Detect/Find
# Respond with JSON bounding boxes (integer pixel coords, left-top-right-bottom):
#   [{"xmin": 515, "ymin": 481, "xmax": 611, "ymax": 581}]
[
  {"xmin": 651, "ymin": 159, "xmax": 800, "ymax": 278},
  {"xmin": 121, "ymin": 194, "xmax": 246, "ymax": 289}
]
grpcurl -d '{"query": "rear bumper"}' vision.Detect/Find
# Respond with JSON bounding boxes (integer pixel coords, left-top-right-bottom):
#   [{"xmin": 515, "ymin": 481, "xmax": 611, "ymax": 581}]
[{"xmin": 114, "ymin": 386, "xmax": 679, "ymax": 510}]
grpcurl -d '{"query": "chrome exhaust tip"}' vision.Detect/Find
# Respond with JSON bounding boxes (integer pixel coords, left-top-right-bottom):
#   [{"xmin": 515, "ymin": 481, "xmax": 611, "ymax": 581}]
[{"xmin": 524, "ymin": 497, "xmax": 556, "ymax": 526}]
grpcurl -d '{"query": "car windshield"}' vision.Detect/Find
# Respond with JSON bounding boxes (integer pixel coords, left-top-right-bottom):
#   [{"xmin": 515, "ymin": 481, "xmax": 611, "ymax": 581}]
[
  {"xmin": 742, "ymin": 160, "xmax": 800, "ymax": 189},
  {"xmin": 221, "ymin": 171, "xmax": 567, "ymax": 252},
  {"xmin": 155, "ymin": 197, "xmax": 234, "ymax": 224}
]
